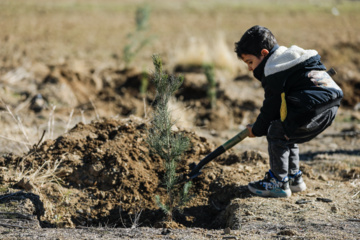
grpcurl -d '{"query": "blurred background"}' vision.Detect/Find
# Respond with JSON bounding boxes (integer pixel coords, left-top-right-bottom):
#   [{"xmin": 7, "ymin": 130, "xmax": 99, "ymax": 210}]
[{"xmin": 1, "ymin": 0, "xmax": 359, "ymax": 70}]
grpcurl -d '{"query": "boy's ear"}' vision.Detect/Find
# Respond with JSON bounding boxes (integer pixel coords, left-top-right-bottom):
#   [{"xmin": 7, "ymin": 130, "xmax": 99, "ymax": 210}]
[{"xmin": 261, "ymin": 49, "xmax": 269, "ymax": 57}]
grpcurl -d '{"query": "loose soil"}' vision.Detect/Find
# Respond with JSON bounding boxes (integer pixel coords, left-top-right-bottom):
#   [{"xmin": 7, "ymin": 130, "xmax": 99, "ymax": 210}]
[{"xmin": 0, "ymin": 1, "xmax": 360, "ymax": 239}]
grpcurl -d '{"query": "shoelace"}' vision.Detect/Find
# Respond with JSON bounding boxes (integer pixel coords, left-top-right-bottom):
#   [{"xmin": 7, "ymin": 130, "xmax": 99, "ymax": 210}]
[{"xmin": 261, "ymin": 179, "xmax": 283, "ymax": 190}]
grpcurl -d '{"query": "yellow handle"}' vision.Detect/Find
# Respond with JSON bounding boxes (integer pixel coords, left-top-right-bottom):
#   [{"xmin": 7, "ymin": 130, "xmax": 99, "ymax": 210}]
[{"xmin": 280, "ymin": 92, "xmax": 287, "ymax": 122}]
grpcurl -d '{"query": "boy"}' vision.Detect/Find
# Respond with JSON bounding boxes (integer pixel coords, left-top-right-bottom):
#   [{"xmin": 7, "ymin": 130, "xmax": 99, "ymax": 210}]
[{"xmin": 234, "ymin": 25, "xmax": 343, "ymax": 198}]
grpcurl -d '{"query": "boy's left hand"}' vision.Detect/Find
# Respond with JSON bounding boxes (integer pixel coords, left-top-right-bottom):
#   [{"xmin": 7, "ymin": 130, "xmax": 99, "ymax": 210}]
[{"xmin": 246, "ymin": 124, "xmax": 256, "ymax": 138}]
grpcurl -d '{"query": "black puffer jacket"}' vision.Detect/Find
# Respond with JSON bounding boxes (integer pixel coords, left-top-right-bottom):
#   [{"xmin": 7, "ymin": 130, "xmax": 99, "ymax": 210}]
[{"xmin": 252, "ymin": 45, "xmax": 343, "ymax": 137}]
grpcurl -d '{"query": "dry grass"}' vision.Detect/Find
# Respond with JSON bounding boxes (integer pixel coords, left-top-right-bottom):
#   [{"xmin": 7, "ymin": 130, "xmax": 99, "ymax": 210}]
[
  {"xmin": 0, "ymin": 102, "xmax": 55, "ymax": 155},
  {"xmin": 12, "ymin": 159, "xmax": 63, "ymax": 189},
  {"xmin": 4, "ymin": 154, "xmax": 66, "ymax": 223},
  {"xmin": 172, "ymin": 33, "xmax": 240, "ymax": 74}
]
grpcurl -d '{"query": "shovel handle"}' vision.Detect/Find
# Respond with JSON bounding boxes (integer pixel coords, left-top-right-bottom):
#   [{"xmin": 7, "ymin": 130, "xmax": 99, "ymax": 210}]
[
  {"xmin": 188, "ymin": 128, "xmax": 249, "ymax": 178},
  {"xmin": 222, "ymin": 128, "xmax": 249, "ymax": 150}
]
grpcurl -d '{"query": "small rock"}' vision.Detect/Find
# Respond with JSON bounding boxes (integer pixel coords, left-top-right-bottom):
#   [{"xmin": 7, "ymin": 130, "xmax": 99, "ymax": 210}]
[
  {"xmin": 295, "ymin": 199, "xmax": 311, "ymax": 205},
  {"xmin": 318, "ymin": 174, "xmax": 328, "ymax": 181},
  {"xmin": 171, "ymin": 125, "xmax": 179, "ymax": 131},
  {"xmin": 30, "ymin": 94, "xmax": 46, "ymax": 112},
  {"xmin": 89, "ymin": 162, "xmax": 104, "ymax": 176},
  {"xmin": 277, "ymin": 229, "xmax": 298, "ymax": 236},
  {"xmin": 161, "ymin": 228, "xmax": 171, "ymax": 235},
  {"xmin": 331, "ymin": 205, "xmax": 338, "ymax": 213},
  {"xmin": 351, "ymin": 111, "xmax": 360, "ymax": 120},
  {"xmin": 88, "ymin": 132, "xmax": 98, "ymax": 139},
  {"xmin": 100, "ymin": 191, "xmax": 106, "ymax": 199},
  {"xmin": 316, "ymin": 197, "xmax": 333, "ymax": 203},
  {"xmin": 98, "ymin": 133, "xmax": 108, "ymax": 141},
  {"xmin": 86, "ymin": 207, "xmax": 91, "ymax": 215},
  {"xmin": 0, "ymin": 167, "xmax": 9, "ymax": 182},
  {"xmin": 224, "ymin": 227, "xmax": 231, "ymax": 234},
  {"xmin": 14, "ymin": 177, "xmax": 35, "ymax": 191},
  {"xmin": 105, "ymin": 202, "xmax": 113, "ymax": 210},
  {"xmin": 244, "ymin": 166, "xmax": 252, "ymax": 173},
  {"xmin": 354, "ymin": 102, "xmax": 360, "ymax": 111},
  {"xmin": 244, "ymin": 210, "xmax": 254, "ymax": 216},
  {"xmin": 208, "ymin": 173, "xmax": 216, "ymax": 180}
]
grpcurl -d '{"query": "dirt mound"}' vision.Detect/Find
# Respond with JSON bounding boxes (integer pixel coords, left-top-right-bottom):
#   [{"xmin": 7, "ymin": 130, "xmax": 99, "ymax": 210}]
[{"xmin": 1, "ymin": 117, "xmax": 227, "ymax": 227}]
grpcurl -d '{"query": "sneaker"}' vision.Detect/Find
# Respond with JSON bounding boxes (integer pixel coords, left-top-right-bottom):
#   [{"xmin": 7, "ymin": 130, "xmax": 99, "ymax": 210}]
[
  {"xmin": 289, "ymin": 171, "xmax": 307, "ymax": 192},
  {"xmin": 248, "ymin": 171, "xmax": 291, "ymax": 198}
]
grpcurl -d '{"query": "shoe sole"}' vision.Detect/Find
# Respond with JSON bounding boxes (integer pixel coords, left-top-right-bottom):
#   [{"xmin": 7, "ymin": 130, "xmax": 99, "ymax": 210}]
[
  {"xmin": 290, "ymin": 182, "xmax": 307, "ymax": 193},
  {"xmin": 248, "ymin": 184, "xmax": 291, "ymax": 198}
]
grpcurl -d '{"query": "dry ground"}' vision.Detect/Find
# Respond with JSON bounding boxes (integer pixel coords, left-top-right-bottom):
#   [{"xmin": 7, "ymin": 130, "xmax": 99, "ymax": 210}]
[{"xmin": 0, "ymin": 0, "xmax": 359, "ymax": 239}]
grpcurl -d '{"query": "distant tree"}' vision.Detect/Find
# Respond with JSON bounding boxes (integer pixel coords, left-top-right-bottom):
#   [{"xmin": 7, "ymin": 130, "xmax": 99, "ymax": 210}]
[
  {"xmin": 203, "ymin": 64, "xmax": 217, "ymax": 109},
  {"xmin": 123, "ymin": 5, "xmax": 153, "ymax": 68},
  {"xmin": 139, "ymin": 69, "xmax": 149, "ymax": 98}
]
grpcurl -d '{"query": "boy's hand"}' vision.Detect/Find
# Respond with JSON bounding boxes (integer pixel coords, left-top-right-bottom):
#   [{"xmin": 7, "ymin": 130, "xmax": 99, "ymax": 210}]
[{"xmin": 246, "ymin": 124, "xmax": 256, "ymax": 138}]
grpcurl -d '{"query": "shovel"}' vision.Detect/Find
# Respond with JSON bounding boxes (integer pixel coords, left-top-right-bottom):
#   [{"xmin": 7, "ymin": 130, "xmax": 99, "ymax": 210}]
[{"xmin": 179, "ymin": 128, "xmax": 249, "ymax": 183}]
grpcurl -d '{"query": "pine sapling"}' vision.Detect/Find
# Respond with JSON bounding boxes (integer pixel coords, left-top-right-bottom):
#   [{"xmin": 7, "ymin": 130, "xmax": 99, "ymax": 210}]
[{"xmin": 147, "ymin": 54, "xmax": 192, "ymax": 222}]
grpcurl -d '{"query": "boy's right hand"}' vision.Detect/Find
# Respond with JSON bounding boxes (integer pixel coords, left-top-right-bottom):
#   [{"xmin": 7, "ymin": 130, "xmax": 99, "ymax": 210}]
[{"xmin": 246, "ymin": 124, "xmax": 256, "ymax": 138}]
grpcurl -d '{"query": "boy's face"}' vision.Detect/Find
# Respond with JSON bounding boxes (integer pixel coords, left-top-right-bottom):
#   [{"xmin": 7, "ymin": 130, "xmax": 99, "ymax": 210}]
[
  {"xmin": 241, "ymin": 54, "xmax": 264, "ymax": 72},
  {"xmin": 241, "ymin": 49, "xmax": 269, "ymax": 72}
]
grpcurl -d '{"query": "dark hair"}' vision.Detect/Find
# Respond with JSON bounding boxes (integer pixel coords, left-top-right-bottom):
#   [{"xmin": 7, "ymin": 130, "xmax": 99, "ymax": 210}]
[{"xmin": 234, "ymin": 25, "xmax": 277, "ymax": 58}]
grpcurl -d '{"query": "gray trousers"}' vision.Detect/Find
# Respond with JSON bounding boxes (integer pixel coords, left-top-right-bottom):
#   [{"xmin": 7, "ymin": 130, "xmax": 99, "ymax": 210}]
[{"xmin": 267, "ymin": 106, "xmax": 338, "ymax": 181}]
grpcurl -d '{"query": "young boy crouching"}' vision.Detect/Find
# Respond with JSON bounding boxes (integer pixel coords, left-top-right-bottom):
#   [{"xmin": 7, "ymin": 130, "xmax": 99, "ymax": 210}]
[{"xmin": 235, "ymin": 25, "xmax": 343, "ymax": 197}]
